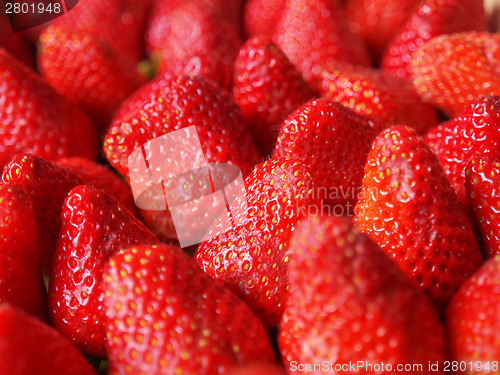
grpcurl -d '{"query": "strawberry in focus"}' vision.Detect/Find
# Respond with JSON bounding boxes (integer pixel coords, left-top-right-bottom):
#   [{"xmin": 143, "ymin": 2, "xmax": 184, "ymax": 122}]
[
  {"xmin": 274, "ymin": 98, "xmax": 387, "ymax": 210},
  {"xmin": 49, "ymin": 186, "xmax": 158, "ymax": 357},
  {"xmin": 466, "ymin": 156, "xmax": 500, "ymax": 258},
  {"xmin": 354, "ymin": 126, "xmax": 483, "ymax": 308},
  {"xmin": 195, "ymin": 158, "xmax": 320, "ymax": 328},
  {"xmin": 424, "ymin": 95, "xmax": 500, "ymax": 214}
]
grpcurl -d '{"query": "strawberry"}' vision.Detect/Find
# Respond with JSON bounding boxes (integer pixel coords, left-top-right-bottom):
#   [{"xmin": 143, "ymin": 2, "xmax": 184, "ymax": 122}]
[
  {"xmin": 103, "ymin": 244, "xmax": 275, "ymax": 374},
  {"xmin": 228, "ymin": 362, "xmax": 286, "ymax": 375},
  {"xmin": 146, "ymin": 0, "xmax": 242, "ymax": 89},
  {"xmin": 2, "ymin": 154, "xmax": 142, "ymax": 273},
  {"xmin": 0, "ymin": 304, "xmax": 98, "ymax": 375},
  {"xmin": 273, "ymin": 98, "xmax": 386, "ymax": 210},
  {"xmin": 411, "ymin": 32, "xmax": 500, "ymax": 117},
  {"xmin": 466, "ymin": 156, "xmax": 500, "ymax": 258},
  {"xmin": 195, "ymin": 158, "xmax": 320, "ymax": 328},
  {"xmin": 319, "ymin": 63, "xmax": 439, "ymax": 134},
  {"xmin": 38, "ymin": 23, "xmax": 147, "ymax": 135},
  {"xmin": 55, "ymin": 157, "xmax": 137, "ymax": 215},
  {"xmin": 0, "ymin": 184, "xmax": 46, "ymax": 320},
  {"xmin": 0, "ymin": 49, "xmax": 97, "ymax": 166},
  {"xmin": 51, "ymin": 0, "xmax": 149, "ymax": 63},
  {"xmin": 424, "ymin": 96, "xmax": 500, "ymax": 214},
  {"xmin": 49, "ymin": 186, "xmax": 158, "ymax": 357},
  {"xmin": 233, "ymin": 36, "xmax": 315, "ymax": 156},
  {"xmin": 381, "ymin": 0, "xmax": 487, "ymax": 81},
  {"xmin": 280, "ymin": 216, "xmax": 446, "ymax": 373},
  {"xmin": 273, "ymin": 0, "xmax": 371, "ymax": 87},
  {"xmin": 243, "ymin": 0, "xmax": 286, "ymax": 38},
  {"xmin": 345, "ymin": 0, "xmax": 422, "ymax": 61},
  {"xmin": 354, "ymin": 125, "xmax": 483, "ymax": 308},
  {"xmin": 105, "ymin": 75, "xmax": 260, "ymax": 242},
  {"xmin": 445, "ymin": 255, "xmax": 500, "ymax": 370}
]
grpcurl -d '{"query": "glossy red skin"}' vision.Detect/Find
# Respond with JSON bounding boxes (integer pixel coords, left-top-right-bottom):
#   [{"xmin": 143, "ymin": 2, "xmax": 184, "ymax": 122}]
[
  {"xmin": 381, "ymin": 0, "xmax": 487, "ymax": 81},
  {"xmin": 55, "ymin": 157, "xmax": 137, "ymax": 216},
  {"xmin": 319, "ymin": 63, "xmax": 439, "ymax": 135},
  {"xmin": 345, "ymin": 0, "xmax": 421, "ymax": 61},
  {"xmin": 274, "ymin": 98, "xmax": 387, "ymax": 209},
  {"xmin": 280, "ymin": 216, "xmax": 446, "ymax": 374},
  {"xmin": 244, "ymin": 0, "xmax": 286, "ymax": 38},
  {"xmin": 104, "ymin": 244, "xmax": 275, "ymax": 374},
  {"xmin": 2, "ymin": 154, "xmax": 84, "ymax": 273},
  {"xmin": 38, "ymin": 24, "xmax": 147, "ymax": 134},
  {"xmin": 49, "ymin": 186, "xmax": 157, "ymax": 357},
  {"xmin": 146, "ymin": 0, "xmax": 242, "ymax": 89},
  {"xmin": 354, "ymin": 126, "xmax": 483, "ymax": 309},
  {"xmin": 0, "ymin": 49, "xmax": 98, "ymax": 166},
  {"xmin": 233, "ymin": 36, "xmax": 315, "ymax": 156},
  {"xmin": 0, "ymin": 185, "xmax": 46, "ymax": 320},
  {"xmin": 106, "ymin": 75, "xmax": 260, "ymax": 242},
  {"xmin": 445, "ymin": 255, "xmax": 500, "ymax": 371},
  {"xmin": 0, "ymin": 304, "xmax": 98, "ymax": 375},
  {"xmin": 411, "ymin": 32, "xmax": 500, "ymax": 117},
  {"xmin": 51, "ymin": 0, "xmax": 149, "ymax": 63},
  {"xmin": 195, "ymin": 158, "xmax": 321, "ymax": 328},
  {"xmin": 273, "ymin": 0, "xmax": 371, "ymax": 87},
  {"xmin": 466, "ymin": 157, "xmax": 500, "ymax": 258},
  {"xmin": 425, "ymin": 96, "xmax": 500, "ymax": 214}
]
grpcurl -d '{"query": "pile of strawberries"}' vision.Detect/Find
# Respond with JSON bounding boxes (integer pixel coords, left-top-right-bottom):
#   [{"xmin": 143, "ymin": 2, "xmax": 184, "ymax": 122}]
[{"xmin": 0, "ymin": 0, "xmax": 500, "ymax": 374}]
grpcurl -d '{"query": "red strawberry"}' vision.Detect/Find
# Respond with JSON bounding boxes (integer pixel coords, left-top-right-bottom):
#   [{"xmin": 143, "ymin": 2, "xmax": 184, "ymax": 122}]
[
  {"xmin": 55, "ymin": 157, "xmax": 137, "ymax": 215},
  {"xmin": 244, "ymin": 0, "xmax": 286, "ymax": 38},
  {"xmin": 105, "ymin": 75, "xmax": 260, "ymax": 242},
  {"xmin": 424, "ymin": 95, "xmax": 500, "ymax": 213},
  {"xmin": 233, "ymin": 36, "xmax": 315, "ymax": 155},
  {"xmin": 381, "ymin": 0, "xmax": 487, "ymax": 81},
  {"xmin": 273, "ymin": 98, "xmax": 386, "ymax": 210},
  {"xmin": 52, "ymin": 0, "xmax": 149, "ymax": 63},
  {"xmin": 0, "ymin": 184, "xmax": 46, "ymax": 320},
  {"xmin": 103, "ymin": 244, "xmax": 275, "ymax": 374},
  {"xmin": 146, "ymin": 0, "xmax": 242, "ymax": 89},
  {"xmin": 280, "ymin": 216, "xmax": 446, "ymax": 373},
  {"xmin": 345, "ymin": 0, "xmax": 422, "ymax": 60},
  {"xmin": 49, "ymin": 186, "xmax": 158, "ymax": 357},
  {"xmin": 38, "ymin": 23, "xmax": 147, "ymax": 134},
  {"xmin": 2, "ymin": 154, "xmax": 84, "ymax": 273},
  {"xmin": 445, "ymin": 255, "xmax": 500, "ymax": 370},
  {"xmin": 466, "ymin": 156, "xmax": 500, "ymax": 258},
  {"xmin": 320, "ymin": 63, "xmax": 439, "ymax": 134},
  {"xmin": 411, "ymin": 32, "xmax": 500, "ymax": 117},
  {"xmin": 273, "ymin": 0, "xmax": 371, "ymax": 87},
  {"xmin": 2, "ymin": 154, "xmax": 141, "ymax": 273},
  {"xmin": 354, "ymin": 125, "xmax": 483, "ymax": 308},
  {"xmin": 0, "ymin": 49, "xmax": 97, "ymax": 166},
  {"xmin": 228, "ymin": 362, "xmax": 286, "ymax": 375},
  {"xmin": 0, "ymin": 304, "xmax": 97, "ymax": 375},
  {"xmin": 195, "ymin": 158, "xmax": 320, "ymax": 328}
]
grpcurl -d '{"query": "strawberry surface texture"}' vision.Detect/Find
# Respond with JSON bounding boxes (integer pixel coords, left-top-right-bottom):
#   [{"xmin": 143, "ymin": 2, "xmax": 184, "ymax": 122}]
[{"xmin": 0, "ymin": 0, "xmax": 499, "ymax": 374}]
